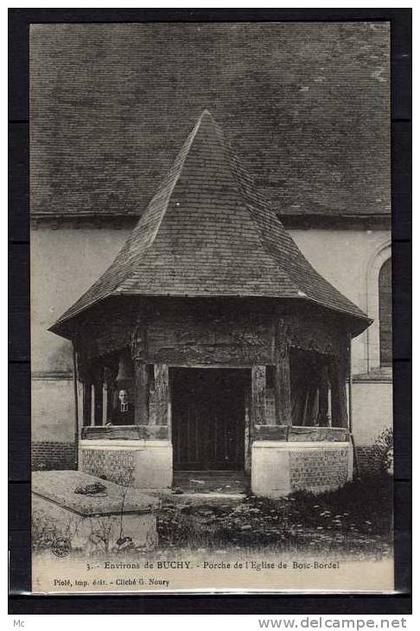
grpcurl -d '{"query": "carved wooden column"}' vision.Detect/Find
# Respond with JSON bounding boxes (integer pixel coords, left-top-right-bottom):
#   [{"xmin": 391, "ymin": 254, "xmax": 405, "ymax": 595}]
[
  {"xmin": 251, "ymin": 365, "xmax": 266, "ymax": 427},
  {"xmin": 134, "ymin": 362, "xmax": 149, "ymax": 425},
  {"xmin": 131, "ymin": 323, "xmax": 150, "ymax": 426},
  {"xmin": 274, "ymin": 320, "xmax": 292, "ymax": 426},
  {"xmin": 151, "ymin": 364, "xmax": 170, "ymax": 426}
]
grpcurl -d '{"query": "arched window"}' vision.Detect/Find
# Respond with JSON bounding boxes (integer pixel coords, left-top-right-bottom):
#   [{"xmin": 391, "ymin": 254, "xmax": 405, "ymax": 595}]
[{"xmin": 379, "ymin": 258, "xmax": 392, "ymax": 367}]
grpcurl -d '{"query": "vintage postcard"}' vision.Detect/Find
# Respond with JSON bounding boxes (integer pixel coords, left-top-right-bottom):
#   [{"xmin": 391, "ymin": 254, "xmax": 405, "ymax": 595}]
[{"xmin": 30, "ymin": 22, "xmax": 393, "ymax": 594}]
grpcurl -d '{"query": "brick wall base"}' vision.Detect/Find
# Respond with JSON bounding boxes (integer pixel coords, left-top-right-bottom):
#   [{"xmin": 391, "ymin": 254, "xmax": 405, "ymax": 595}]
[
  {"xmin": 289, "ymin": 445, "xmax": 351, "ymax": 493},
  {"xmin": 79, "ymin": 440, "xmax": 173, "ymax": 489},
  {"xmin": 80, "ymin": 447, "xmax": 136, "ymax": 486},
  {"xmin": 251, "ymin": 441, "xmax": 352, "ymax": 497},
  {"xmin": 32, "ymin": 442, "xmax": 76, "ymax": 471},
  {"xmin": 32, "ymin": 440, "xmax": 374, "ymax": 490}
]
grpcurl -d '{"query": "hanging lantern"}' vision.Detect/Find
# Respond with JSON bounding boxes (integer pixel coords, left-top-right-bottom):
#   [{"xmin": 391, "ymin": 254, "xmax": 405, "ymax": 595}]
[{"xmin": 115, "ymin": 352, "xmax": 133, "ymax": 385}]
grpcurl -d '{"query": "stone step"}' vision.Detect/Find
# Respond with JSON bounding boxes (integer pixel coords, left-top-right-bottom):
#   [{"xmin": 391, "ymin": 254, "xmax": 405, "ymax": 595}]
[{"xmin": 173, "ymin": 470, "xmax": 248, "ymax": 494}]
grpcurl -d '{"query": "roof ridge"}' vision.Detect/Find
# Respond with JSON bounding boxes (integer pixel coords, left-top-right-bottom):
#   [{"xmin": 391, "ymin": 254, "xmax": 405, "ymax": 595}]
[
  {"xmin": 114, "ymin": 111, "xmax": 206, "ymax": 286},
  {"xmin": 50, "ymin": 111, "xmax": 227, "ymax": 324}
]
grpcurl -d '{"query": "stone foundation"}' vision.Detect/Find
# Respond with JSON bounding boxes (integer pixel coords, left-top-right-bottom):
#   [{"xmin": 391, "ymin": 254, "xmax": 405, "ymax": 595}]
[
  {"xmin": 251, "ymin": 441, "xmax": 353, "ymax": 497},
  {"xmin": 77, "ymin": 438, "xmax": 353, "ymax": 496},
  {"xmin": 79, "ymin": 440, "xmax": 173, "ymax": 489}
]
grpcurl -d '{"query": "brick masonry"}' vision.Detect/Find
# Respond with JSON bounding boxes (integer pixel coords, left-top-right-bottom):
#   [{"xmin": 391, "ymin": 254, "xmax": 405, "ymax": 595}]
[
  {"xmin": 32, "ymin": 441, "xmax": 373, "ymax": 491},
  {"xmin": 32, "ymin": 441, "xmax": 76, "ymax": 471},
  {"xmin": 79, "ymin": 448, "xmax": 135, "ymax": 487},
  {"xmin": 289, "ymin": 446, "xmax": 350, "ymax": 493}
]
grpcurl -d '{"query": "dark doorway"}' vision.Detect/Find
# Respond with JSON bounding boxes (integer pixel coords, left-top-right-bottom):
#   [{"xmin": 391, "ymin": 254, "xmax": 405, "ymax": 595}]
[{"xmin": 171, "ymin": 368, "xmax": 247, "ymax": 471}]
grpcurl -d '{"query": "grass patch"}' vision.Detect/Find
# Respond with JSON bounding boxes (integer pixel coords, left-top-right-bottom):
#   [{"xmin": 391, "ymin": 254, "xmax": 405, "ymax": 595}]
[{"xmin": 157, "ymin": 474, "xmax": 393, "ymax": 558}]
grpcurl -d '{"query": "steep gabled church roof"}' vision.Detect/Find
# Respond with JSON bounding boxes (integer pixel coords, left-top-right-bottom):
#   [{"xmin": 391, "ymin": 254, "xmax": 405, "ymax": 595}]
[{"xmin": 51, "ymin": 110, "xmax": 370, "ymax": 336}]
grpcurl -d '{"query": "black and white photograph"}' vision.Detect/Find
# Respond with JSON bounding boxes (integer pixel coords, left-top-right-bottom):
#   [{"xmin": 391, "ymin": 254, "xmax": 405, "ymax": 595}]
[{"xmin": 28, "ymin": 20, "xmax": 394, "ymax": 594}]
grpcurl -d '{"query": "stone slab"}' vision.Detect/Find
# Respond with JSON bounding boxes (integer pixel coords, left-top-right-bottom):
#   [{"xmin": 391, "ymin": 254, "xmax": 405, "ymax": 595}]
[
  {"xmin": 32, "ymin": 470, "xmax": 159, "ymax": 516},
  {"xmin": 32, "ymin": 494, "xmax": 158, "ymax": 553}
]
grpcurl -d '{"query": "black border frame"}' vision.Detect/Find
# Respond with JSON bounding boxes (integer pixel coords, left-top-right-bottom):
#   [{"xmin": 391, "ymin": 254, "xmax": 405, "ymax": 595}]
[{"xmin": 9, "ymin": 7, "xmax": 412, "ymax": 615}]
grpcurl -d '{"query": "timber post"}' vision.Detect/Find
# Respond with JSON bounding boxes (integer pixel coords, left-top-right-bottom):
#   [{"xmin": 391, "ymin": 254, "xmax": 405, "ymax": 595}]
[
  {"xmin": 150, "ymin": 363, "xmax": 170, "ymax": 426},
  {"xmin": 251, "ymin": 365, "xmax": 266, "ymax": 427},
  {"xmin": 274, "ymin": 319, "xmax": 292, "ymax": 426},
  {"xmin": 134, "ymin": 361, "xmax": 149, "ymax": 425},
  {"xmin": 330, "ymin": 351, "xmax": 349, "ymax": 428}
]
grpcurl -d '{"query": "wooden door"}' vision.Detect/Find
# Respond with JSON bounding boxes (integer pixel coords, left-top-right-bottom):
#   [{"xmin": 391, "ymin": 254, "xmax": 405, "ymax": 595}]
[{"xmin": 172, "ymin": 369, "xmax": 245, "ymax": 471}]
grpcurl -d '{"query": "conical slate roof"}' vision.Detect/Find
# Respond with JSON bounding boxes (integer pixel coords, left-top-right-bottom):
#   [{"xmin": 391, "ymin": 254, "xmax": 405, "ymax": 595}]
[{"xmin": 51, "ymin": 110, "xmax": 370, "ymax": 336}]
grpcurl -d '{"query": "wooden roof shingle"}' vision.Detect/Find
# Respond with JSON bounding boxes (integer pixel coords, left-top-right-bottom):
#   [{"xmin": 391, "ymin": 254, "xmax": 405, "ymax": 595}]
[{"xmin": 51, "ymin": 110, "xmax": 371, "ymax": 336}]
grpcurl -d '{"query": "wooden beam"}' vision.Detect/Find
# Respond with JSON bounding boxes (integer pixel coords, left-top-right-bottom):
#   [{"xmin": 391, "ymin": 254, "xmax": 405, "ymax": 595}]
[
  {"xmin": 274, "ymin": 356, "xmax": 292, "ymax": 426},
  {"xmin": 103, "ymin": 365, "xmax": 117, "ymax": 425},
  {"xmin": 82, "ymin": 383, "xmax": 92, "ymax": 427},
  {"xmin": 81, "ymin": 424, "xmax": 170, "ymax": 441},
  {"xmin": 274, "ymin": 319, "xmax": 292, "ymax": 426},
  {"xmin": 93, "ymin": 381, "xmax": 103, "ymax": 426},
  {"xmin": 339, "ymin": 351, "xmax": 349, "ymax": 428},
  {"xmin": 330, "ymin": 355, "xmax": 348, "ymax": 428},
  {"xmin": 251, "ymin": 365, "xmax": 266, "ymax": 426},
  {"xmin": 105, "ymin": 383, "xmax": 113, "ymax": 424},
  {"xmin": 102, "ymin": 383, "xmax": 108, "ymax": 425},
  {"xmin": 318, "ymin": 365, "xmax": 330, "ymax": 427},
  {"xmin": 134, "ymin": 360, "xmax": 149, "ymax": 425}
]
